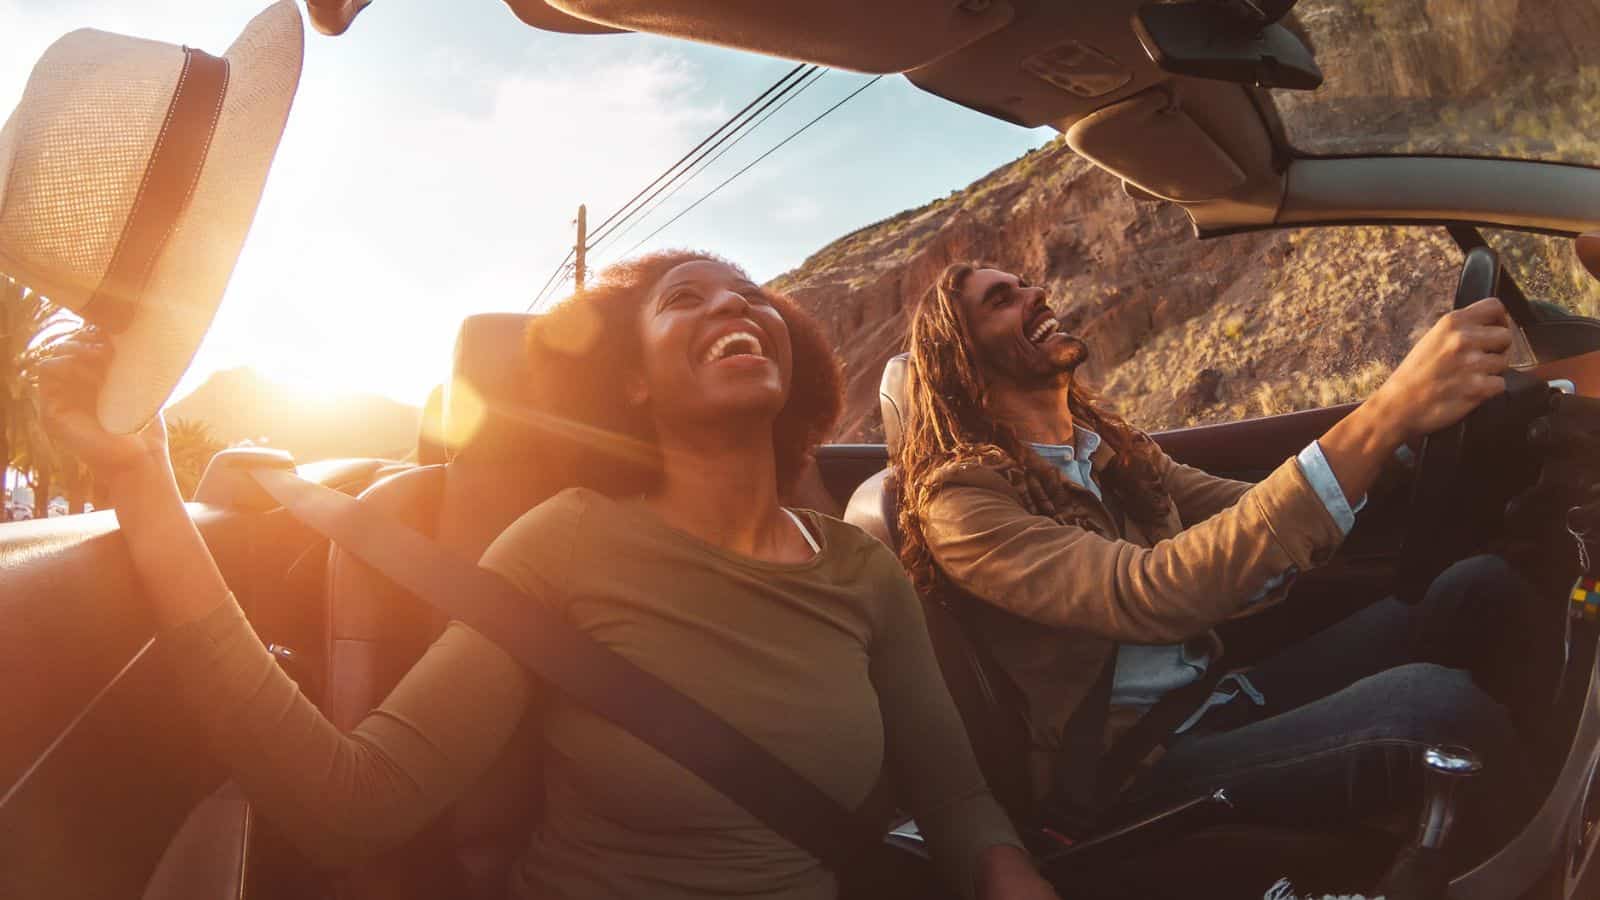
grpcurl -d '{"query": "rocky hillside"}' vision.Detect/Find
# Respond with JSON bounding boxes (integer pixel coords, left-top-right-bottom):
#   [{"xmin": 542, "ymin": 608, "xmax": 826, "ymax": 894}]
[
  {"xmin": 167, "ymin": 368, "xmax": 421, "ymax": 462},
  {"xmin": 770, "ymin": 138, "xmax": 1458, "ymax": 441},
  {"xmin": 771, "ymin": 0, "xmax": 1600, "ymax": 442}
]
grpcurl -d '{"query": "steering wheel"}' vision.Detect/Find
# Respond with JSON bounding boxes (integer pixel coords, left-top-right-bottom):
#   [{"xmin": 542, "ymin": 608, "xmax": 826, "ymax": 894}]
[{"xmin": 1396, "ymin": 247, "xmax": 1556, "ymax": 603}]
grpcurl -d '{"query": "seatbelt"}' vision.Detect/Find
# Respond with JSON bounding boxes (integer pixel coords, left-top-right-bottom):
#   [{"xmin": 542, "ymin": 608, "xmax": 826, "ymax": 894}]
[
  {"xmin": 1047, "ymin": 650, "xmax": 1116, "ymax": 838},
  {"xmin": 1092, "ymin": 662, "xmax": 1228, "ymax": 811},
  {"xmin": 248, "ymin": 467, "xmax": 886, "ymax": 869},
  {"xmin": 1047, "ymin": 649, "xmax": 1229, "ymax": 833}
]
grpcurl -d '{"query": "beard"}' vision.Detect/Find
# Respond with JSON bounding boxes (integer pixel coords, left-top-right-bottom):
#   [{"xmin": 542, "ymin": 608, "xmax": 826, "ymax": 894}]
[
  {"xmin": 1054, "ymin": 334, "xmax": 1090, "ymax": 372},
  {"xmin": 975, "ymin": 332, "xmax": 1091, "ymax": 393}
]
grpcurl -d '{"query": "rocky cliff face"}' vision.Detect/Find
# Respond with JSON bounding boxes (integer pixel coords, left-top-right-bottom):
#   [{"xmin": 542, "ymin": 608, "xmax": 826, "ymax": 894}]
[
  {"xmin": 770, "ymin": 138, "xmax": 1457, "ymax": 441},
  {"xmin": 771, "ymin": 0, "xmax": 1600, "ymax": 441}
]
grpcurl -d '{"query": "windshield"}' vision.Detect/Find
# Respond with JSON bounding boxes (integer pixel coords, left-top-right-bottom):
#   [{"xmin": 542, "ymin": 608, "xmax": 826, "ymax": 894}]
[
  {"xmin": 1271, "ymin": 0, "xmax": 1600, "ymax": 166},
  {"xmin": 1482, "ymin": 229, "xmax": 1600, "ymax": 320}
]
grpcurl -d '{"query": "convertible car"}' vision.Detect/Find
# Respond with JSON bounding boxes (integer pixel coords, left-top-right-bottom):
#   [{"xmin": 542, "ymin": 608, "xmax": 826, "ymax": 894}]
[{"xmin": 6, "ymin": 1, "xmax": 1600, "ymax": 898}]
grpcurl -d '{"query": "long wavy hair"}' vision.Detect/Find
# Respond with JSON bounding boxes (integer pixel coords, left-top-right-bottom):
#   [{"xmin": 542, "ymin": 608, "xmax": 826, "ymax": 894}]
[
  {"xmin": 895, "ymin": 262, "xmax": 1172, "ymax": 596},
  {"xmin": 525, "ymin": 250, "xmax": 843, "ymax": 497}
]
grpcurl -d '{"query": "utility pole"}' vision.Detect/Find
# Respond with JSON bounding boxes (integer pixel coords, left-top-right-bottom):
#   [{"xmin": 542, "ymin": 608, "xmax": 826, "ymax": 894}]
[{"xmin": 574, "ymin": 204, "xmax": 587, "ymax": 293}]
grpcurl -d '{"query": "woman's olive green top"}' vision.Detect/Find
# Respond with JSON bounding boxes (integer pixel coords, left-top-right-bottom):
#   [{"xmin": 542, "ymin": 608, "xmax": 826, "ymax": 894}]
[{"xmin": 169, "ymin": 487, "xmax": 1021, "ymax": 899}]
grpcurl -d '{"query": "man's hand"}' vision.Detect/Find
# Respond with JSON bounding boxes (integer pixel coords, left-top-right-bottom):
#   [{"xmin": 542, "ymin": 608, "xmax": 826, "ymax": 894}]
[
  {"xmin": 1317, "ymin": 298, "xmax": 1513, "ymax": 509},
  {"xmin": 1366, "ymin": 297, "xmax": 1515, "ymax": 445}
]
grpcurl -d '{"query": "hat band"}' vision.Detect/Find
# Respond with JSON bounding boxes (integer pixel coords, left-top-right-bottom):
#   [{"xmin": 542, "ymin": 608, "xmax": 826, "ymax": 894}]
[{"xmin": 84, "ymin": 47, "xmax": 230, "ymax": 333}]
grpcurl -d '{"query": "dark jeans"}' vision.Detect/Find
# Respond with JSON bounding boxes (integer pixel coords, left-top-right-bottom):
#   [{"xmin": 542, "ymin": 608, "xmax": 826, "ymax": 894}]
[{"xmin": 1121, "ymin": 555, "xmax": 1555, "ymax": 863}]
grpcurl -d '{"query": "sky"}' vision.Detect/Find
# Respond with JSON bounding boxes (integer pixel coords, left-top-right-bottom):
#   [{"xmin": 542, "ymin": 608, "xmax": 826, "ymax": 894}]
[{"xmin": 2, "ymin": 0, "xmax": 1053, "ymax": 408}]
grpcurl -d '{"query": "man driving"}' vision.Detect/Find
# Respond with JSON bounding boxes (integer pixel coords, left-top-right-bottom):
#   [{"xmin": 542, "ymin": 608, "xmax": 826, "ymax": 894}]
[{"xmin": 892, "ymin": 261, "xmax": 1562, "ymax": 869}]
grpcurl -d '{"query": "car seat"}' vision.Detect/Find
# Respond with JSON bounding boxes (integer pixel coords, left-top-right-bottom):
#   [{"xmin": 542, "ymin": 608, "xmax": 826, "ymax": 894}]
[{"xmin": 319, "ymin": 312, "xmax": 576, "ymax": 899}]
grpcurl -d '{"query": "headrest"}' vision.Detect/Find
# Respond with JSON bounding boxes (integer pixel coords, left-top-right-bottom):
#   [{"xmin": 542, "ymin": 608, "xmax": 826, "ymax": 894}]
[
  {"xmin": 443, "ymin": 312, "xmax": 542, "ymax": 462},
  {"xmin": 880, "ymin": 353, "xmax": 911, "ymax": 455},
  {"xmin": 417, "ymin": 384, "xmax": 445, "ymax": 465}
]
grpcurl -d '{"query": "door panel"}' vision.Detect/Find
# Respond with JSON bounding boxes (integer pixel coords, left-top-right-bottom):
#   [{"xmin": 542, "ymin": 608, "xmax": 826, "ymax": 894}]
[
  {"xmin": 0, "ymin": 483, "xmax": 343, "ymax": 897},
  {"xmin": 0, "ymin": 635, "xmax": 226, "ymax": 900},
  {"xmin": 1151, "ymin": 404, "xmax": 1356, "ymax": 481},
  {"xmin": 0, "ymin": 506, "xmax": 319, "ymax": 789},
  {"xmin": 1532, "ymin": 347, "xmax": 1600, "ymax": 398}
]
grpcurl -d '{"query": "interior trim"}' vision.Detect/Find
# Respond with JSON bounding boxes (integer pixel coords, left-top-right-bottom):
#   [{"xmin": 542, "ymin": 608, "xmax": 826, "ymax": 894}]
[
  {"xmin": 544, "ymin": 0, "xmax": 1016, "ymax": 73},
  {"xmin": 1531, "ymin": 348, "xmax": 1600, "ymax": 398},
  {"xmin": 1151, "ymin": 404, "xmax": 1356, "ymax": 476},
  {"xmin": 1067, "ymin": 88, "xmax": 1245, "ymax": 202},
  {"xmin": 500, "ymin": 0, "xmax": 627, "ymax": 34},
  {"xmin": 1278, "ymin": 157, "xmax": 1600, "ymax": 234}
]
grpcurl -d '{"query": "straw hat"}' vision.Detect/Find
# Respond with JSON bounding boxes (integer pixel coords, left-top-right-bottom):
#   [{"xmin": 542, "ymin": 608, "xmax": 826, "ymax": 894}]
[{"xmin": 0, "ymin": 1, "xmax": 303, "ymax": 434}]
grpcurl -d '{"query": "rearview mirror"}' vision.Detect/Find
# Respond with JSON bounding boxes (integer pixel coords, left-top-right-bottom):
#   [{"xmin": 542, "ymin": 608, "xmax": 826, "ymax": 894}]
[{"xmin": 1132, "ymin": 2, "xmax": 1322, "ymax": 91}]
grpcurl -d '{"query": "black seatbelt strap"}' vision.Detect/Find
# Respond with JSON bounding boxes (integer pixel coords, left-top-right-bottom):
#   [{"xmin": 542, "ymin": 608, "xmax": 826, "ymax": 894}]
[
  {"xmin": 1092, "ymin": 662, "xmax": 1228, "ymax": 811},
  {"xmin": 1048, "ymin": 649, "xmax": 1116, "ymax": 837},
  {"xmin": 249, "ymin": 467, "xmax": 883, "ymax": 869},
  {"xmin": 1048, "ymin": 648, "xmax": 1230, "ymax": 833}
]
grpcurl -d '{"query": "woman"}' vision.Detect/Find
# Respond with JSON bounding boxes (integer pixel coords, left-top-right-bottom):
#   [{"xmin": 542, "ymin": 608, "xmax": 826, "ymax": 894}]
[{"xmin": 34, "ymin": 251, "xmax": 1058, "ymax": 900}]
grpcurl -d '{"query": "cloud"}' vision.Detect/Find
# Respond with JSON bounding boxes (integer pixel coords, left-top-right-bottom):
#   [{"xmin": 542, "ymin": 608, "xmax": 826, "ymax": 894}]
[
  {"xmin": 200, "ymin": 42, "xmax": 729, "ymax": 404},
  {"xmin": 772, "ymin": 196, "xmax": 824, "ymax": 225},
  {"xmin": 2, "ymin": 1, "xmax": 734, "ymax": 407},
  {"xmin": 2, "ymin": 1, "xmax": 1054, "ymax": 414}
]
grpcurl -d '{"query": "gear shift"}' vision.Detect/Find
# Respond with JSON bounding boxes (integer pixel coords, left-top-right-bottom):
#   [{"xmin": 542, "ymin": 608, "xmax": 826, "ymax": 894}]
[
  {"xmin": 1376, "ymin": 745, "xmax": 1483, "ymax": 900},
  {"xmin": 1416, "ymin": 746, "xmax": 1483, "ymax": 850}
]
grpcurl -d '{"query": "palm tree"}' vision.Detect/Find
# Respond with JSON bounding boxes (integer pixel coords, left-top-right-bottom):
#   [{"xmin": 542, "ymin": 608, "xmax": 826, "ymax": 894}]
[
  {"xmin": 166, "ymin": 416, "xmax": 225, "ymax": 500},
  {"xmin": 1, "ymin": 276, "xmax": 71, "ymax": 521},
  {"xmin": 13, "ymin": 406, "xmax": 60, "ymax": 520}
]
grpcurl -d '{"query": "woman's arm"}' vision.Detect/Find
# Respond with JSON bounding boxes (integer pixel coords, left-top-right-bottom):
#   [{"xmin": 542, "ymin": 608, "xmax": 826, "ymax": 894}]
[
  {"xmin": 866, "ymin": 552, "xmax": 1056, "ymax": 900},
  {"xmin": 34, "ymin": 329, "xmax": 233, "ymax": 629},
  {"xmin": 176, "ymin": 608, "xmax": 533, "ymax": 866},
  {"xmin": 32, "ymin": 331, "xmax": 538, "ymax": 866}
]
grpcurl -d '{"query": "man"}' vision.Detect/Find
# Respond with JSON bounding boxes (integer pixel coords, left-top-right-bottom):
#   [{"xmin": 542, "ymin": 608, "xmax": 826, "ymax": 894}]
[{"xmin": 893, "ymin": 262, "xmax": 1558, "ymax": 865}]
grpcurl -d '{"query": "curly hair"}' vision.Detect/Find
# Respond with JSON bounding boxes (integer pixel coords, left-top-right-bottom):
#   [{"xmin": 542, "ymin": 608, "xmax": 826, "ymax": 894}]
[
  {"xmin": 894, "ymin": 262, "xmax": 1173, "ymax": 596},
  {"xmin": 524, "ymin": 250, "xmax": 843, "ymax": 497}
]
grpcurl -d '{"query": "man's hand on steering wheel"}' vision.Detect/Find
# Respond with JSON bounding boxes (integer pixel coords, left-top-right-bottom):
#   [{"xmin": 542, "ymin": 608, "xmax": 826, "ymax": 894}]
[
  {"xmin": 1318, "ymin": 296, "xmax": 1514, "ymax": 524},
  {"xmin": 1367, "ymin": 297, "xmax": 1515, "ymax": 444}
]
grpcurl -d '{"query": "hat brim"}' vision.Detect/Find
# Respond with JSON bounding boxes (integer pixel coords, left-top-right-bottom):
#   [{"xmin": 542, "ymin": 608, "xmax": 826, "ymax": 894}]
[{"xmin": 96, "ymin": 1, "xmax": 303, "ymax": 434}]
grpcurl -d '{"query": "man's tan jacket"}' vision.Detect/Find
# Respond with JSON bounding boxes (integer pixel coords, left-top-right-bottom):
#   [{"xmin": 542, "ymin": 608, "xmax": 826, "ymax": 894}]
[{"xmin": 921, "ymin": 440, "xmax": 1349, "ymax": 794}]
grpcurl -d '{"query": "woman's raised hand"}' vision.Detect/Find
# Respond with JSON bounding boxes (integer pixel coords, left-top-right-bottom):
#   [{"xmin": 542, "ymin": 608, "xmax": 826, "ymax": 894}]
[{"xmin": 30, "ymin": 326, "xmax": 172, "ymax": 485}]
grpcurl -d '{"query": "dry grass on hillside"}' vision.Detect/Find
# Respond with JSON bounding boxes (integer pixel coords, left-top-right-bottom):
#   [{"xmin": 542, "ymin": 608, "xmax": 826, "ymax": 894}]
[{"xmin": 1095, "ymin": 227, "xmax": 1458, "ymax": 431}]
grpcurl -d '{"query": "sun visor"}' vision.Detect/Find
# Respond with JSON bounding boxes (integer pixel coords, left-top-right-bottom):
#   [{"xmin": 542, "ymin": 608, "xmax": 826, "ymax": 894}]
[
  {"xmin": 501, "ymin": 1, "xmax": 627, "ymax": 34},
  {"xmin": 1066, "ymin": 87, "xmax": 1245, "ymax": 203},
  {"xmin": 544, "ymin": 0, "xmax": 1014, "ymax": 73}
]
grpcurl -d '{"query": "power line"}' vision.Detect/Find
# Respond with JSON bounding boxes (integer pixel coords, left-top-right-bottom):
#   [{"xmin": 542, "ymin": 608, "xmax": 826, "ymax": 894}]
[
  {"xmin": 585, "ymin": 62, "xmax": 808, "ymax": 241},
  {"xmin": 614, "ymin": 75, "xmax": 883, "ymax": 261},
  {"xmin": 527, "ymin": 62, "xmax": 813, "ymax": 312},
  {"xmin": 583, "ymin": 64, "xmax": 819, "ymax": 250},
  {"xmin": 531, "ymin": 261, "xmax": 575, "ymax": 311},
  {"xmin": 528, "ymin": 250, "xmax": 574, "ymax": 311},
  {"xmin": 589, "ymin": 66, "xmax": 830, "ymax": 262}
]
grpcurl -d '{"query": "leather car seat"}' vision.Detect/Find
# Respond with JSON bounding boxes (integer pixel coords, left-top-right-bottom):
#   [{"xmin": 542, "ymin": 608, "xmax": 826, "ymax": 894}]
[
  {"xmin": 322, "ymin": 312, "xmax": 578, "ymax": 899},
  {"xmin": 843, "ymin": 353, "xmax": 1034, "ymax": 819}
]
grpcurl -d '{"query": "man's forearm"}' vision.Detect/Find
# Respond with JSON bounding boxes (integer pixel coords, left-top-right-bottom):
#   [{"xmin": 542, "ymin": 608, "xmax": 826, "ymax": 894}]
[{"xmin": 1317, "ymin": 397, "xmax": 1405, "ymax": 507}]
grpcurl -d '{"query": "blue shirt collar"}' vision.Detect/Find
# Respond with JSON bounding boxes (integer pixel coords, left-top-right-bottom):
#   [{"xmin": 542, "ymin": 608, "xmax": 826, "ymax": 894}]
[{"xmin": 1029, "ymin": 424, "xmax": 1102, "ymax": 462}]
